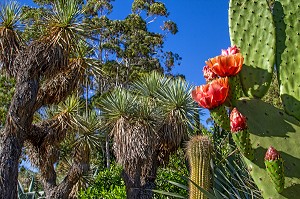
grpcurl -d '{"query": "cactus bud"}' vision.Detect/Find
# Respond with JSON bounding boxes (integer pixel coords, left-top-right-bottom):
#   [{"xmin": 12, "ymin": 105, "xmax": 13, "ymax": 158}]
[
  {"xmin": 264, "ymin": 146, "xmax": 285, "ymax": 193},
  {"xmin": 230, "ymin": 108, "xmax": 247, "ymax": 132}
]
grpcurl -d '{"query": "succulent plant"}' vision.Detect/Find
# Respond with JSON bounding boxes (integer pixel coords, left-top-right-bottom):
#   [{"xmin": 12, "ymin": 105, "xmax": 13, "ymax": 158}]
[
  {"xmin": 265, "ymin": 146, "xmax": 285, "ymax": 193},
  {"xmin": 186, "ymin": 135, "xmax": 212, "ymax": 199},
  {"xmin": 230, "ymin": 108, "xmax": 254, "ymax": 160},
  {"xmin": 191, "ymin": 0, "xmax": 300, "ymax": 198}
]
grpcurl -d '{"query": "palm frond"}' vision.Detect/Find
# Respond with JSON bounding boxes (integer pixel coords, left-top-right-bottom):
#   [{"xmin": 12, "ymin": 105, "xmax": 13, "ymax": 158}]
[
  {"xmin": 130, "ymin": 71, "xmax": 165, "ymax": 98},
  {"xmin": 0, "ymin": 1, "xmax": 22, "ymax": 29},
  {"xmin": 155, "ymin": 77, "xmax": 199, "ymax": 163},
  {"xmin": 43, "ymin": 0, "xmax": 84, "ymax": 51},
  {"xmin": 97, "ymin": 88, "xmax": 137, "ymax": 124}
]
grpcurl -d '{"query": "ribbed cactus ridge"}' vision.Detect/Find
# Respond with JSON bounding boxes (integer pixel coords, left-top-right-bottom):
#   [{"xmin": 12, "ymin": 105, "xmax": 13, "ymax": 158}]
[
  {"xmin": 273, "ymin": 0, "xmax": 300, "ymax": 121},
  {"xmin": 229, "ymin": 0, "xmax": 275, "ymax": 98},
  {"xmin": 264, "ymin": 146, "xmax": 285, "ymax": 193},
  {"xmin": 231, "ymin": 129, "xmax": 254, "ymax": 160},
  {"xmin": 187, "ymin": 135, "xmax": 212, "ymax": 199},
  {"xmin": 210, "ymin": 104, "xmax": 230, "ymax": 131}
]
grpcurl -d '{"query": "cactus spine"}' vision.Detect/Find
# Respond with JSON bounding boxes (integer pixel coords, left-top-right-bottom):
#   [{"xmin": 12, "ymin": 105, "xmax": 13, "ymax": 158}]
[{"xmin": 187, "ymin": 135, "xmax": 212, "ymax": 199}]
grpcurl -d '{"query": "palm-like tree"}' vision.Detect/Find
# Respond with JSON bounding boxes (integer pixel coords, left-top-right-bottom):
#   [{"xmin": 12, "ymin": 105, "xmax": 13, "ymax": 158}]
[
  {"xmin": 98, "ymin": 71, "xmax": 199, "ymax": 199},
  {"xmin": 0, "ymin": 0, "xmax": 91, "ymax": 198}
]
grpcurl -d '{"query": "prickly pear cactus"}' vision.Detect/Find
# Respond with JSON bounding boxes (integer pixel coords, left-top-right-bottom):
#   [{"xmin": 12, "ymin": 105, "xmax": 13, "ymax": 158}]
[
  {"xmin": 231, "ymin": 129, "xmax": 254, "ymax": 161},
  {"xmin": 187, "ymin": 135, "xmax": 212, "ymax": 199},
  {"xmin": 237, "ymin": 98, "xmax": 300, "ymax": 199},
  {"xmin": 210, "ymin": 105, "xmax": 230, "ymax": 131},
  {"xmin": 229, "ymin": 0, "xmax": 275, "ymax": 98},
  {"xmin": 265, "ymin": 146, "xmax": 285, "ymax": 193},
  {"xmin": 273, "ymin": 0, "xmax": 300, "ymax": 121}
]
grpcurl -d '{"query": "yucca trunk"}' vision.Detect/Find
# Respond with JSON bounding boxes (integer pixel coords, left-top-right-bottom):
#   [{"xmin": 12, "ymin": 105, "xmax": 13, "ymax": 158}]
[
  {"xmin": 122, "ymin": 151, "xmax": 159, "ymax": 199},
  {"xmin": 0, "ymin": 78, "xmax": 39, "ymax": 199},
  {"xmin": 0, "ymin": 128, "xmax": 24, "ymax": 199}
]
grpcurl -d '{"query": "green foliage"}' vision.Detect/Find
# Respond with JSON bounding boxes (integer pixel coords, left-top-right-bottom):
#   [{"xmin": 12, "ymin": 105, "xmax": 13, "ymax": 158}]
[
  {"xmin": 0, "ymin": 75, "xmax": 15, "ymax": 127},
  {"xmin": 154, "ymin": 149, "xmax": 189, "ymax": 199},
  {"xmin": 78, "ymin": 164, "xmax": 126, "ymax": 199}
]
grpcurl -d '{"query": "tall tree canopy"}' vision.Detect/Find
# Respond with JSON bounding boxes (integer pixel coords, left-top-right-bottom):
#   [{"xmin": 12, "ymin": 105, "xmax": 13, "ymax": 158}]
[{"xmin": 0, "ymin": 0, "xmax": 182, "ymax": 198}]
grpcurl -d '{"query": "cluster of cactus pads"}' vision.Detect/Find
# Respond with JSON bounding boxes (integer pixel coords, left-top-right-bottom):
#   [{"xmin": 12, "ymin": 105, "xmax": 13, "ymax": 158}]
[{"xmin": 189, "ymin": 0, "xmax": 300, "ymax": 198}]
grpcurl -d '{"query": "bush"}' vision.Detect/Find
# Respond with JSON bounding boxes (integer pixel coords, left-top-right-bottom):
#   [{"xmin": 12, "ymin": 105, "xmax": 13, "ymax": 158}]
[{"xmin": 78, "ymin": 164, "xmax": 126, "ymax": 199}]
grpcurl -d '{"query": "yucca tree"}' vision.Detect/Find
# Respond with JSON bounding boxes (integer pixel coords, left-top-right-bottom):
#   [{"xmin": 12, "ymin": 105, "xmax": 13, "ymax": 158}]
[
  {"xmin": 27, "ymin": 99, "xmax": 104, "ymax": 198},
  {"xmin": 0, "ymin": 0, "xmax": 90, "ymax": 198},
  {"xmin": 98, "ymin": 71, "xmax": 198, "ymax": 199}
]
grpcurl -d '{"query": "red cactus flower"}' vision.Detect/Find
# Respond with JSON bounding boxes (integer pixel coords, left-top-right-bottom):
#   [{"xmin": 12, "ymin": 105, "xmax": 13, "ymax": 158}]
[
  {"xmin": 230, "ymin": 108, "xmax": 247, "ymax": 132},
  {"xmin": 221, "ymin": 45, "xmax": 240, "ymax": 56},
  {"xmin": 192, "ymin": 77, "xmax": 229, "ymax": 109},
  {"xmin": 265, "ymin": 146, "xmax": 281, "ymax": 161},
  {"xmin": 203, "ymin": 65, "xmax": 218, "ymax": 82},
  {"xmin": 206, "ymin": 53, "xmax": 244, "ymax": 77}
]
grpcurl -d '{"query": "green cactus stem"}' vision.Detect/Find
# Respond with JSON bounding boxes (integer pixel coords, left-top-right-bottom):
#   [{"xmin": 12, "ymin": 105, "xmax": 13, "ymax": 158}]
[
  {"xmin": 210, "ymin": 104, "xmax": 230, "ymax": 131},
  {"xmin": 273, "ymin": 0, "xmax": 300, "ymax": 121},
  {"xmin": 232, "ymin": 129, "xmax": 254, "ymax": 161},
  {"xmin": 229, "ymin": 0, "xmax": 275, "ymax": 98},
  {"xmin": 237, "ymin": 98, "xmax": 300, "ymax": 199},
  {"xmin": 265, "ymin": 146, "xmax": 285, "ymax": 193},
  {"xmin": 187, "ymin": 135, "xmax": 212, "ymax": 199},
  {"xmin": 228, "ymin": 75, "xmax": 244, "ymax": 106}
]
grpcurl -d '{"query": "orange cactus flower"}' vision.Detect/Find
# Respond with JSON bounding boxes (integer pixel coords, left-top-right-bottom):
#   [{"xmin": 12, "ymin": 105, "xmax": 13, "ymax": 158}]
[
  {"xmin": 203, "ymin": 65, "xmax": 218, "ymax": 82},
  {"xmin": 221, "ymin": 45, "xmax": 240, "ymax": 56},
  {"xmin": 192, "ymin": 77, "xmax": 229, "ymax": 109},
  {"xmin": 206, "ymin": 53, "xmax": 244, "ymax": 77}
]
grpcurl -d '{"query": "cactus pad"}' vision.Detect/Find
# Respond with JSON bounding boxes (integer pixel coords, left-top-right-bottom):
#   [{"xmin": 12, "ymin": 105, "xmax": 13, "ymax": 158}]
[
  {"xmin": 210, "ymin": 104, "xmax": 230, "ymax": 131},
  {"xmin": 229, "ymin": 0, "xmax": 275, "ymax": 98},
  {"xmin": 273, "ymin": 0, "xmax": 300, "ymax": 121},
  {"xmin": 237, "ymin": 98, "xmax": 300, "ymax": 199},
  {"xmin": 232, "ymin": 129, "xmax": 254, "ymax": 160},
  {"xmin": 265, "ymin": 146, "xmax": 285, "ymax": 193}
]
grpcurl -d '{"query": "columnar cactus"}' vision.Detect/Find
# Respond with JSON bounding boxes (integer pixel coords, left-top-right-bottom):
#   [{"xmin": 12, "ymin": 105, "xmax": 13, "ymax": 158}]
[
  {"xmin": 186, "ymin": 135, "xmax": 212, "ymax": 199},
  {"xmin": 265, "ymin": 146, "xmax": 285, "ymax": 193}
]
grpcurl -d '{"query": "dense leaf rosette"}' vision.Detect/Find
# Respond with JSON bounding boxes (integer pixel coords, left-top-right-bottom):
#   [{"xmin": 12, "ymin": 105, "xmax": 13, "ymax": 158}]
[{"xmin": 192, "ymin": 77, "xmax": 229, "ymax": 109}]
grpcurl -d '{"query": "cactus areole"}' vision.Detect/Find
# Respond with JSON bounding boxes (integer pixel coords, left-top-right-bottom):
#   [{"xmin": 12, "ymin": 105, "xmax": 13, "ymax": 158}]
[{"xmin": 230, "ymin": 107, "xmax": 247, "ymax": 132}]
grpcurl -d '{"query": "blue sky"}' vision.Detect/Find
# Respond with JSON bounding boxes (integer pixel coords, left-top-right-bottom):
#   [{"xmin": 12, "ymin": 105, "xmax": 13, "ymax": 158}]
[{"xmin": 18, "ymin": 0, "xmax": 231, "ymax": 123}]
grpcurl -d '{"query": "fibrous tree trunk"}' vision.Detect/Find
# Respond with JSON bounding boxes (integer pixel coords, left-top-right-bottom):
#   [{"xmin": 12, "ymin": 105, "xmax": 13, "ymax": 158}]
[
  {"xmin": 0, "ymin": 69, "xmax": 39, "ymax": 198},
  {"xmin": 122, "ymin": 151, "xmax": 159, "ymax": 199}
]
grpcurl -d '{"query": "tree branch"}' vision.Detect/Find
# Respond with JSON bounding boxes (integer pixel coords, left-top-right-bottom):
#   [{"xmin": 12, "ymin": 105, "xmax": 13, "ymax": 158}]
[{"xmin": 33, "ymin": 60, "xmax": 84, "ymax": 111}]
